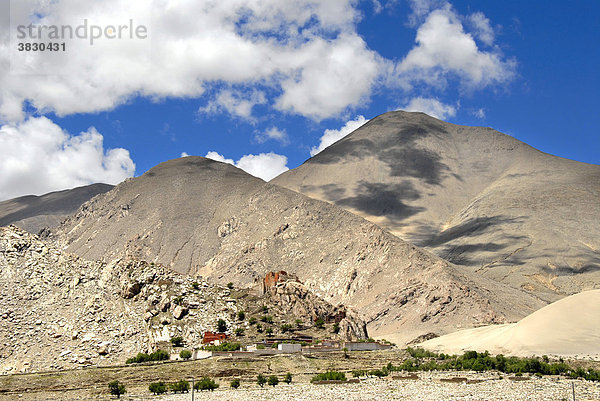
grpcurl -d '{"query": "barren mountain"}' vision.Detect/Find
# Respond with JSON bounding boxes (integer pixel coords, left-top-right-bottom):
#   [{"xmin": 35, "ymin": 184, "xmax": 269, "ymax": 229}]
[
  {"xmin": 273, "ymin": 111, "xmax": 600, "ymax": 297},
  {"xmin": 0, "ymin": 225, "xmax": 365, "ymax": 374},
  {"xmin": 0, "ymin": 183, "xmax": 113, "ymax": 234},
  {"xmin": 54, "ymin": 157, "xmax": 546, "ymax": 344}
]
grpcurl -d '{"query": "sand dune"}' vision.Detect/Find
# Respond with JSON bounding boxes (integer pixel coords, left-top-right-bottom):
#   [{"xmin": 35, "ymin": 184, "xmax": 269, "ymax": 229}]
[{"xmin": 420, "ymin": 289, "xmax": 600, "ymax": 359}]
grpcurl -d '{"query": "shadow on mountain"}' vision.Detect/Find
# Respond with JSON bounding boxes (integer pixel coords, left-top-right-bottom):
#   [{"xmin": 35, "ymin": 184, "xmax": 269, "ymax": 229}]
[
  {"xmin": 309, "ymin": 123, "xmax": 451, "ymax": 186},
  {"xmin": 313, "ymin": 180, "xmax": 425, "ymax": 224}
]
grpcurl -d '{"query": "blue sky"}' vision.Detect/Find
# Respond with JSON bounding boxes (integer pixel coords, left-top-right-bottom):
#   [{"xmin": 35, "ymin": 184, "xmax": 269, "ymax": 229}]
[{"xmin": 0, "ymin": 0, "xmax": 598, "ymax": 200}]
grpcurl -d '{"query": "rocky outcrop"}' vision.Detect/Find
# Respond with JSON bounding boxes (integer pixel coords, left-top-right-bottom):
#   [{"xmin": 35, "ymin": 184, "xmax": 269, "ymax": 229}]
[{"xmin": 260, "ymin": 272, "xmax": 367, "ymax": 340}]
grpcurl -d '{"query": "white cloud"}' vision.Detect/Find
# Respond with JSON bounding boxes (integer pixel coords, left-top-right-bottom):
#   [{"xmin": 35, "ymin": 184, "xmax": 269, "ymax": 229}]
[
  {"xmin": 180, "ymin": 152, "xmax": 190, "ymax": 157},
  {"xmin": 472, "ymin": 108, "xmax": 485, "ymax": 118},
  {"xmin": 310, "ymin": 115, "xmax": 368, "ymax": 156},
  {"xmin": 468, "ymin": 12, "xmax": 495, "ymax": 46},
  {"xmin": 199, "ymin": 89, "xmax": 266, "ymax": 120},
  {"xmin": 0, "ymin": 117, "xmax": 134, "ymax": 200},
  {"xmin": 402, "ymin": 97, "xmax": 456, "ymax": 120},
  {"xmin": 394, "ymin": 7, "xmax": 515, "ymax": 90},
  {"xmin": 254, "ymin": 127, "xmax": 289, "ymax": 145},
  {"xmin": 205, "ymin": 151, "xmax": 288, "ymax": 181},
  {"xmin": 1, "ymin": 0, "xmax": 381, "ymax": 122}
]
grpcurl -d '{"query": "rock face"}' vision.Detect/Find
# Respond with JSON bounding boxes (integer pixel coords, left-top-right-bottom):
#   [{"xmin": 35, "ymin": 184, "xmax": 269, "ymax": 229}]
[
  {"xmin": 54, "ymin": 157, "xmax": 546, "ymax": 344},
  {"xmin": 0, "ymin": 183, "xmax": 113, "ymax": 234},
  {"xmin": 0, "ymin": 226, "xmax": 367, "ymax": 373},
  {"xmin": 273, "ymin": 110, "xmax": 600, "ymax": 297},
  {"xmin": 259, "ymin": 271, "xmax": 368, "ymax": 339}
]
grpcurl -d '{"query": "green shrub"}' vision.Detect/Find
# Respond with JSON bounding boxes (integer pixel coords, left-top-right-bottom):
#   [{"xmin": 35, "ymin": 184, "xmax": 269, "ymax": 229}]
[
  {"xmin": 148, "ymin": 381, "xmax": 167, "ymax": 395},
  {"xmin": 256, "ymin": 344, "xmax": 265, "ymax": 349},
  {"xmin": 217, "ymin": 318, "xmax": 227, "ymax": 332},
  {"xmin": 262, "ymin": 305, "xmax": 268, "ymax": 313},
  {"xmin": 230, "ymin": 378, "xmax": 241, "ymax": 389},
  {"xmin": 352, "ymin": 369, "xmax": 367, "ymax": 377},
  {"xmin": 280, "ymin": 324, "xmax": 292, "ymax": 333},
  {"xmin": 192, "ymin": 282, "xmax": 200, "ymax": 290},
  {"xmin": 237, "ymin": 311, "xmax": 246, "ymax": 320},
  {"xmin": 179, "ymin": 349, "xmax": 192, "ymax": 360},
  {"xmin": 195, "ymin": 377, "xmax": 219, "ymax": 391},
  {"xmin": 170, "ymin": 380, "xmax": 190, "ymax": 393},
  {"xmin": 268, "ymin": 375, "xmax": 279, "ymax": 386},
  {"xmin": 369, "ymin": 369, "xmax": 388, "ymax": 377},
  {"xmin": 265, "ymin": 327, "xmax": 273, "ymax": 335},
  {"xmin": 235, "ymin": 327, "xmax": 245, "ymax": 336},
  {"xmin": 173, "ymin": 296, "xmax": 183, "ymax": 305},
  {"xmin": 284, "ymin": 372, "xmax": 292, "ymax": 384},
  {"xmin": 295, "ymin": 319, "xmax": 303, "ymax": 328},
  {"xmin": 126, "ymin": 349, "xmax": 169, "ymax": 364},
  {"xmin": 249, "ymin": 317, "xmax": 257, "ymax": 325},
  {"xmin": 256, "ymin": 323, "xmax": 263, "ymax": 333},
  {"xmin": 203, "ymin": 342, "xmax": 241, "ymax": 352},
  {"xmin": 257, "ymin": 374, "xmax": 267, "ymax": 387},
  {"xmin": 311, "ymin": 371, "xmax": 347, "ymax": 382},
  {"xmin": 261, "ymin": 315, "xmax": 273, "ymax": 323},
  {"xmin": 170, "ymin": 336, "xmax": 183, "ymax": 347},
  {"xmin": 314, "ymin": 317, "xmax": 325, "ymax": 329},
  {"xmin": 227, "ymin": 282, "xmax": 234, "ymax": 289},
  {"xmin": 108, "ymin": 380, "xmax": 126, "ymax": 398},
  {"xmin": 332, "ymin": 323, "xmax": 340, "ymax": 334}
]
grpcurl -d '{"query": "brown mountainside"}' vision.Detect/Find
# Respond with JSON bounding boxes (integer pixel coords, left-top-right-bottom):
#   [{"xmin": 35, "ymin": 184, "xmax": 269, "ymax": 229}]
[
  {"xmin": 273, "ymin": 111, "xmax": 600, "ymax": 297},
  {"xmin": 55, "ymin": 157, "xmax": 546, "ymax": 344}
]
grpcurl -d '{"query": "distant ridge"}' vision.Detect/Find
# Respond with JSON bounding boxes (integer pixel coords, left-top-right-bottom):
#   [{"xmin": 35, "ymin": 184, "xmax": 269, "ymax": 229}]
[{"xmin": 0, "ymin": 183, "xmax": 113, "ymax": 233}]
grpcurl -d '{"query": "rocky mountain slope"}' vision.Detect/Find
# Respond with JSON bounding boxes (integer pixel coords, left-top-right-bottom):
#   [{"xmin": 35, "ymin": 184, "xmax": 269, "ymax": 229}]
[
  {"xmin": 0, "ymin": 183, "xmax": 113, "ymax": 234},
  {"xmin": 53, "ymin": 157, "xmax": 546, "ymax": 344},
  {"xmin": 0, "ymin": 225, "xmax": 365, "ymax": 374},
  {"xmin": 273, "ymin": 111, "xmax": 600, "ymax": 297}
]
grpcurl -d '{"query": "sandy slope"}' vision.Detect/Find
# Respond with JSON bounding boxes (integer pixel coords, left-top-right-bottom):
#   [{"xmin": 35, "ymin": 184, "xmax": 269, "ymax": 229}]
[{"xmin": 420, "ymin": 289, "xmax": 600, "ymax": 359}]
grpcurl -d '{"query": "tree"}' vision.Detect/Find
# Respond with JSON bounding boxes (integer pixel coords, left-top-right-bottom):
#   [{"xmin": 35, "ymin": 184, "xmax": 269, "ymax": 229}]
[
  {"xmin": 149, "ymin": 381, "xmax": 167, "ymax": 395},
  {"xmin": 315, "ymin": 317, "xmax": 325, "ymax": 329},
  {"xmin": 230, "ymin": 378, "xmax": 241, "ymax": 389},
  {"xmin": 170, "ymin": 336, "xmax": 184, "ymax": 347},
  {"xmin": 268, "ymin": 375, "xmax": 279, "ymax": 387},
  {"xmin": 257, "ymin": 374, "xmax": 267, "ymax": 387},
  {"xmin": 195, "ymin": 377, "xmax": 219, "ymax": 391},
  {"xmin": 284, "ymin": 373, "xmax": 292, "ymax": 384},
  {"xmin": 217, "ymin": 318, "xmax": 227, "ymax": 333},
  {"xmin": 108, "ymin": 380, "xmax": 126, "ymax": 398},
  {"xmin": 170, "ymin": 379, "xmax": 190, "ymax": 393},
  {"xmin": 179, "ymin": 349, "xmax": 192, "ymax": 360}
]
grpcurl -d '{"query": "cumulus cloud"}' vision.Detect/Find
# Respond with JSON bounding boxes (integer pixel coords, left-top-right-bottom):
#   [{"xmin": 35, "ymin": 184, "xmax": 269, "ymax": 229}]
[
  {"xmin": 0, "ymin": 117, "xmax": 134, "ymax": 200},
  {"xmin": 254, "ymin": 127, "xmax": 289, "ymax": 145},
  {"xmin": 402, "ymin": 97, "xmax": 456, "ymax": 120},
  {"xmin": 205, "ymin": 151, "xmax": 288, "ymax": 181},
  {"xmin": 394, "ymin": 6, "xmax": 515, "ymax": 90},
  {"xmin": 468, "ymin": 12, "xmax": 495, "ymax": 46},
  {"xmin": 1, "ymin": 0, "xmax": 381, "ymax": 122},
  {"xmin": 199, "ymin": 89, "xmax": 266, "ymax": 121},
  {"xmin": 310, "ymin": 115, "xmax": 368, "ymax": 156},
  {"xmin": 180, "ymin": 152, "xmax": 190, "ymax": 157}
]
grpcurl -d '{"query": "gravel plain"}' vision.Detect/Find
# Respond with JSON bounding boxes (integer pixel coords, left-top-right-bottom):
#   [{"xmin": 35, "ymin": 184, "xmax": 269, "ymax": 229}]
[{"xmin": 156, "ymin": 373, "xmax": 600, "ymax": 401}]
